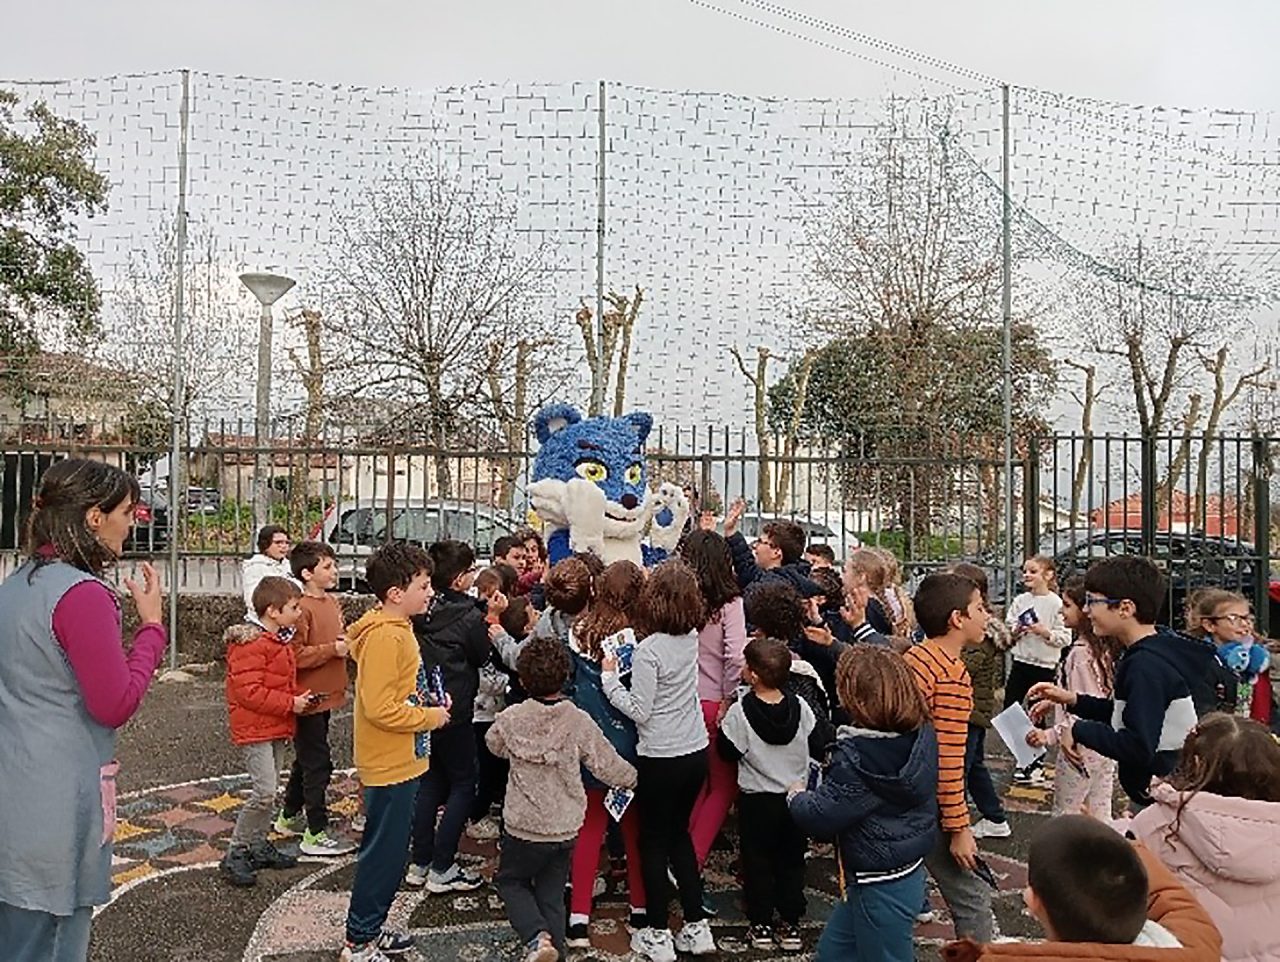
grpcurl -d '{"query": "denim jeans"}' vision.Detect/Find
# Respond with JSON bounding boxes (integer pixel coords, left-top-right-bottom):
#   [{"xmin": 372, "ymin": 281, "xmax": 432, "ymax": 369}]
[
  {"xmin": 924, "ymin": 829, "xmax": 994, "ymax": 941},
  {"xmin": 0, "ymin": 902, "xmax": 93, "ymax": 962},
  {"xmin": 964, "ymin": 724, "xmax": 1006, "ymax": 823},
  {"xmin": 814, "ymin": 865, "xmax": 923, "ymax": 962},
  {"xmin": 411, "ymin": 723, "xmax": 477, "ymax": 872},
  {"xmin": 345, "ymin": 778, "xmax": 419, "ymax": 946},
  {"xmin": 229, "ymin": 739, "xmax": 287, "ymax": 847}
]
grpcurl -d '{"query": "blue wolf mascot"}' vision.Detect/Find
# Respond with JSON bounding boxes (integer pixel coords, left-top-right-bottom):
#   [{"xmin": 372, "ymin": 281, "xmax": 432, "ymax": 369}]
[{"xmin": 528, "ymin": 404, "xmax": 689, "ymax": 567}]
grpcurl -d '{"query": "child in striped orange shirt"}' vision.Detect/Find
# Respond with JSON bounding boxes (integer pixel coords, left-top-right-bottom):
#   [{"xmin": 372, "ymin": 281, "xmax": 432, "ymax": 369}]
[{"xmin": 903, "ymin": 572, "xmax": 995, "ymax": 943}]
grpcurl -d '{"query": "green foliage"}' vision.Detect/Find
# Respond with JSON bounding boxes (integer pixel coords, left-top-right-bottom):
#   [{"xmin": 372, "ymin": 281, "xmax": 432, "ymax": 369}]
[
  {"xmin": 0, "ymin": 89, "xmax": 108, "ymax": 373},
  {"xmin": 856, "ymin": 530, "xmax": 963, "ymax": 562}
]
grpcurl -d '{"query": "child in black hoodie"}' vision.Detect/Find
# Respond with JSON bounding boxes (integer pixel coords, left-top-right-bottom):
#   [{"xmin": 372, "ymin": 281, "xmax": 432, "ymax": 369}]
[
  {"xmin": 718, "ymin": 637, "xmax": 818, "ymax": 953},
  {"xmin": 788, "ymin": 646, "xmax": 939, "ymax": 962}
]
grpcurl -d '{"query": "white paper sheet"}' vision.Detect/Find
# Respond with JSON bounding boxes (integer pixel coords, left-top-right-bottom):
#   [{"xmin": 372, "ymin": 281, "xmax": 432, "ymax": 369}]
[{"xmin": 990, "ymin": 702, "xmax": 1047, "ymax": 770}]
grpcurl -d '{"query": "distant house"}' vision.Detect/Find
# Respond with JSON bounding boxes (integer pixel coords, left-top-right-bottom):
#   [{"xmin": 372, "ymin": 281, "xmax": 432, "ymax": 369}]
[
  {"xmin": 1089, "ymin": 491, "xmax": 1242, "ymax": 538},
  {"xmin": 0, "ymin": 352, "xmax": 142, "ymax": 441},
  {"xmin": 192, "ymin": 433, "xmax": 347, "ymax": 502}
]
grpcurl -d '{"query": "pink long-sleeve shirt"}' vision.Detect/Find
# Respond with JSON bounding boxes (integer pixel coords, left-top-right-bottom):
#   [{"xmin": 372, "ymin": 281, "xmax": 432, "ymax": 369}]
[
  {"xmin": 696, "ymin": 597, "xmax": 748, "ymax": 703},
  {"xmin": 1046, "ymin": 640, "xmax": 1110, "ymax": 746},
  {"xmin": 53, "ymin": 580, "xmax": 168, "ymax": 729}
]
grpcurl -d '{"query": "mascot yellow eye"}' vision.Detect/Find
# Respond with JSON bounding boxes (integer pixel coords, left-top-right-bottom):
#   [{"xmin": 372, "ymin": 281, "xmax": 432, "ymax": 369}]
[
  {"xmin": 624, "ymin": 463, "xmax": 642, "ymax": 485},
  {"xmin": 575, "ymin": 461, "xmax": 608, "ymax": 483}
]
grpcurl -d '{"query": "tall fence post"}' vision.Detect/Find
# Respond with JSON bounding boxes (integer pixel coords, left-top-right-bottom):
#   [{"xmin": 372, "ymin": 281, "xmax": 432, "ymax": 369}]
[
  {"xmin": 1140, "ymin": 434, "xmax": 1157, "ymax": 557},
  {"xmin": 1253, "ymin": 437, "xmax": 1271, "ymax": 637},
  {"xmin": 1022, "ymin": 437, "xmax": 1040, "ymax": 553},
  {"xmin": 166, "ymin": 68, "xmax": 191, "ymax": 671},
  {"xmin": 699, "ymin": 454, "xmax": 712, "ymax": 514}
]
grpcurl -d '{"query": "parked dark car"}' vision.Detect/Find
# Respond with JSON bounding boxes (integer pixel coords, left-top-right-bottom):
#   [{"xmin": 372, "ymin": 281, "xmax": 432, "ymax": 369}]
[
  {"xmin": 988, "ymin": 528, "xmax": 1260, "ymax": 625},
  {"xmin": 124, "ymin": 487, "xmax": 170, "ymax": 553}
]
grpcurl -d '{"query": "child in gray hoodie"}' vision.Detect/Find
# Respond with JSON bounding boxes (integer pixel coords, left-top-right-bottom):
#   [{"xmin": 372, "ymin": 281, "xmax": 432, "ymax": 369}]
[
  {"xmin": 718, "ymin": 637, "xmax": 817, "ymax": 954},
  {"xmin": 487, "ymin": 637, "xmax": 636, "ymax": 962}
]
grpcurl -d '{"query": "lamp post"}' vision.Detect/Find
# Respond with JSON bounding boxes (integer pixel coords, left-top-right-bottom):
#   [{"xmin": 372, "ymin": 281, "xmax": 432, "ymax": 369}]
[{"xmin": 239, "ymin": 271, "xmax": 296, "ymax": 530}]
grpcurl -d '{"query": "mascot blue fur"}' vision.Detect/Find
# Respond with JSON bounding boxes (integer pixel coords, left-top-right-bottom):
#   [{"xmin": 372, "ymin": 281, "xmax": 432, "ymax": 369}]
[{"xmin": 528, "ymin": 404, "xmax": 689, "ymax": 567}]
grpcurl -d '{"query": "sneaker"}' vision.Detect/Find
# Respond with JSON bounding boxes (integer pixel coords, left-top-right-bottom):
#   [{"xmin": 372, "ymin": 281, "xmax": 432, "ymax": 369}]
[
  {"xmin": 1012, "ymin": 766, "xmax": 1046, "ymax": 786},
  {"xmin": 747, "ymin": 924, "xmax": 775, "ymax": 950},
  {"xmin": 566, "ymin": 922, "xmax": 591, "ymax": 949},
  {"xmin": 338, "ymin": 940, "xmax": 390, "ymax": 962},
  {"xmin": 524, "ymin": 932, "xmax": 558, "ymax": 962},
  {"xmin": 351, "ymin": 813, "xmax": 366, "ymax": 833},
  {"xmin": 915, "ymin": 909, "xmax": 937, "ymax": 924},
  {"xmin": 373, "ymin": 931, "xmax": 415, "ymax": 955},
  {"xmin": 774, "ymin": 923, "xmax": 802, "ymax": 952},
  {"xmin": 971, "ymin": 818, "xmax": 1012, "ymax": 839},
  {"xmin": 219, "ymin": 846, "xmax": 257, "ymax": 887},
  {"xmin": 466, "ymin": 816, "xmax": 501, "ymax": 841},
  {"xmin": 628, "ymin": 909, "xmax": 649, "ymax": 932},
  {"xmin": 404, "ymin": 863, "xmax": 429, "ymax": 888},
  {"xmin": 273, "ymin": 810, "xmax": 306, "ymax": 837},
  {"xmin": 301, "ymin": 829, "xmax": 357, "ymax": 856},
  {"xmin": 631, "ymin": 928, "xmax": 677, "ymax": 962},
  {"xmin": 248, "ymin": 839, "xmax": 298, "ymax": 870},
  {"xmin": 426, "ymin": 863, "xmax": 485, "ymax": 894},
  {"xmin": 672, "ymin": 918, "xmax": 716, "ymax": 956}
]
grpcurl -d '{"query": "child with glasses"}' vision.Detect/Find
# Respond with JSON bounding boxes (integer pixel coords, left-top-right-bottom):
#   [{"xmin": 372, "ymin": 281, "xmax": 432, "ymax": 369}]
[
  {"xmin": 1027, "ymin": 555, "xmax": 1210, "ymax": 811},
  {"xmin": 1188, "ymin": 589, "xmax": 1278, "ymax": 732}
]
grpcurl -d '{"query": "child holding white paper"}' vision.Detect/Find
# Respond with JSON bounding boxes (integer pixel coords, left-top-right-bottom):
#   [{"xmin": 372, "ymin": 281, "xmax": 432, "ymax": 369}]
[
  {"xmin": 1025, "ymin": 577, "xmax": 1119, "ymax": 817},
  {"xmin": 1004, "ymin": 556, "xmax": 1070, "ymax": 785}
]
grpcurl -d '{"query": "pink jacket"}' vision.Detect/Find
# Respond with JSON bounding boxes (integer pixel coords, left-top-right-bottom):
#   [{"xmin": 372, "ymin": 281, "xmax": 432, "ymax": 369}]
[
  {"xmin": 1045, "ymin": 641, "xmax": 1110, "ymax": 747},
  {"xmin": 696, "ymin": 597, "xmax": 747, "ymax": 703},
  {"xmin": 1129, "ymin": 782, "xmax": 1280, "ymax": 962}
]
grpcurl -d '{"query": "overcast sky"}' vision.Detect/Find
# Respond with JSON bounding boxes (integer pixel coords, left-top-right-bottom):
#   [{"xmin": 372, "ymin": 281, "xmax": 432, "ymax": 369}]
[{"xmin": 7, "ymin": 0, "xmax": 1280, "ymax": 110}]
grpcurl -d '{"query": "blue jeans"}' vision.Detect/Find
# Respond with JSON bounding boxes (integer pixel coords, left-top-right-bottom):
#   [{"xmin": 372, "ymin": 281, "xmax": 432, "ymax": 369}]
[
  {"xmin": 0, "ymin": 902, "xmax": 92, "ymax": 962},
  {"xmin": 411, "ymin": 722, "xmax": 478, "ymax": 872},
  {"xmin": 815, "ymin": 865, "xmax": 923, "ymax": 962},
  {"xmin": 964, "ymin": 724, "xmax": 1006, "ymax": 823},
  {"xmin": 346, "ymin": 778, "xmax": 419, "ymax": 945}
]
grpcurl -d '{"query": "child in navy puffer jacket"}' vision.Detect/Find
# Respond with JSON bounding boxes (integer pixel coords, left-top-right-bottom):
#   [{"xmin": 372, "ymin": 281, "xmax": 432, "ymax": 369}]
[{"xmin": 788, "ymin": 645, "xmax": 939, "ymax": 962}]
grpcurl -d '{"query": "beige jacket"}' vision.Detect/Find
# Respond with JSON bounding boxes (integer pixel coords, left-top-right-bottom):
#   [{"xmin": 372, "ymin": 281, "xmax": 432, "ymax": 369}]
[{"xmin": 486, "ymin": 697, "xmax": 637, "ymax": 843}]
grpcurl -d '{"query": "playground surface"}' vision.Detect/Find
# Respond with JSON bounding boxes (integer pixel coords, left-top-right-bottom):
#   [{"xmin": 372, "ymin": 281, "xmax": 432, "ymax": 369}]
[{"xmin": 90, "ymin": 670, "xmax": 1059, "ymax": 962}]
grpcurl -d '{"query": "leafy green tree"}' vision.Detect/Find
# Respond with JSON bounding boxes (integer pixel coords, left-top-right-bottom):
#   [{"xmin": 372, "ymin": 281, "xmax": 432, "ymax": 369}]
[{"xmin": 0, "ymin": 89, "xmax": 108, "ymax": 375}]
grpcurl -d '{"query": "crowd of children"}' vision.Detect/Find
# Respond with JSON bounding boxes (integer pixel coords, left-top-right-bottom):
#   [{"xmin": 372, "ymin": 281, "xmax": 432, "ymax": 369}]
[{"xmin": 217, "ymin": 521, "xmax": 1280, "ymax": 962}]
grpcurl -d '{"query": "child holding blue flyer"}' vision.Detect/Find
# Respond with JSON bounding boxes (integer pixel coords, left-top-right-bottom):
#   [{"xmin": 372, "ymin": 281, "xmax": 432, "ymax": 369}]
[
  {"xmin": 718, "ymin": 637, "xmax": 816, "ymax": 953},
  {"xmin": 487, "ymin": 637, "xmax": 637, "ymax": 962}
]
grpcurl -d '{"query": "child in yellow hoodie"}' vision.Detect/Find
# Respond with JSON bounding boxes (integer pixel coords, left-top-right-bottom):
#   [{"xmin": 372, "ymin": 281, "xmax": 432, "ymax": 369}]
[{"xmin": 340, "ymin": 543, "xmax": 451, "ymax": 962}]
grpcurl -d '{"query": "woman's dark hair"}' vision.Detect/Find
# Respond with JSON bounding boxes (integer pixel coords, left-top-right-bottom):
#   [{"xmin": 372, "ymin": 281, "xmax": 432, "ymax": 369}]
[
  {"xmin": 27, "ymin": 458, "xmax": 141, "ymax": 576},
  {"xmin": 679, "ymin": 530, "xmax": 740, "ymax": 619},
  {"xmin": 639, "ymin": 560, "xmax": 706, "ymax": 636},
  {"xmin": 256, "ymin": 524, "xmax": 288, "ymax": 553},
  {"xmin": 1165, "ymin": 713, "xmax": 1280, "ymax": 840},
  {"xmin": 574, "ymin": 560, "xmax": 645, "ymax": 661},
  {"xmin": 1060, "ymin": 576, "xmax": 1121, "ymax": 694}
]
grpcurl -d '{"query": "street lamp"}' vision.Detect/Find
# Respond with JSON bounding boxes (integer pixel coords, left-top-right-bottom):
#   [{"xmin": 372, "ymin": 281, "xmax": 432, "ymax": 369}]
[{"xmin": 239, "ymin": 271, "xmax": 296, "ymax": 530}]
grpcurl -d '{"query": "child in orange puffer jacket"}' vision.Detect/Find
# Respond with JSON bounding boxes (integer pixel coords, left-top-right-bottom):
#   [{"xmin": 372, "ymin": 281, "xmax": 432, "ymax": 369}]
[{"xmin": 221, "ymin": 576, "xmax": 314, "ymax": 888}]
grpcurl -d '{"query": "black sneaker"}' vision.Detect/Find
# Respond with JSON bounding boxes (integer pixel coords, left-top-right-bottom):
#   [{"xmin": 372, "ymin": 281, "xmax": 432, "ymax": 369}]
[
  {"xmin": 747, "ymin": 924, "xmax": 775, "ymax": 950},
  {"xmin": 628, "ymin": 909, "xmax": 648, "ymax": 932},
  {"xmin": 219, "ymin": 846, "xmax": 257, "ymax": 887},
  {"xmin": 248, "ymin": 839, "xmax": 298, "ymax": 870},
  {"xmin": 374, "ymin": 930, "xmax": 415, "ymax": 955},
  {"xmin": 566, "ymin": 922, "xmax": 591, "ymax": 949},
  {"xmin": 774, "ymin": 923, "xmax": 802, "ymax": 952}
]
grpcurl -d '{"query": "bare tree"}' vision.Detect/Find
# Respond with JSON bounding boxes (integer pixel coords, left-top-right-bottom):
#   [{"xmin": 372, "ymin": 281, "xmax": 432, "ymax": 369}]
[
  {"xmin": 1194, "ymin": 344, "xmax": 1268, "ymax": 521},
  {"xmin": 1062, "ymin": 358, "xmax": 1104, "ymax": 523},
  {"xmin": 485, "ymin": 336, "xmax": 555, "ymax": 508},
  {"xmin": 284, "ymin": 308, "xmax": 326, "ymax": 526},
  {"xmin": 575, "ymin": 286, "xmax": 644, "ymax": 417},
  {"xmin": 731, "ymin": 344, "xmax": 775, "ymax": 512},
  {"xmin": 320, "ymin": 155, "xmax": 554, "ymax": 498},
  {"xmin": 100, "ymin": 218, "xmax": 254, "ymax": 425}
]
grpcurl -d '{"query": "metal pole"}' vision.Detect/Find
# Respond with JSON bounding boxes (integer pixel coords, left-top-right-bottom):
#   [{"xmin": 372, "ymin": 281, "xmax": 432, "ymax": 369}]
[
  {"xmin": 594, "ymin": 79, "xmax": 606, "ymax": 416},
  {"xmin": 254, "ymin": 301, "xmax": 273, "ymax": 530},
  {"xmin": 167, "ymin": 68, "xmax": 190, "ymax": 670},
  {"xmin": 1001, "ymin": 84, "xmax": 1015, "ymax": 600}
]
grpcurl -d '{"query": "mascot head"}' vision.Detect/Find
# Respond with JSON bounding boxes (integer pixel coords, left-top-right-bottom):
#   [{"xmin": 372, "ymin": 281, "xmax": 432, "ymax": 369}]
[{"xmin": 532, "ymin": 403, "xmax": 653, "ymax": 536}]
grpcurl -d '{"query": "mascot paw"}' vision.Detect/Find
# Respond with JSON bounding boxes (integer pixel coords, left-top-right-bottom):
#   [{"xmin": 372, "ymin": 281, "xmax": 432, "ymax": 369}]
[
  {"xmin": 528, "ymin": 478, "xmax": 570, "ymax": 527},
  {"xmin": 648, "ymin": 481, "xmax": 690, "ymax": 551},
  {"xmin": 564, "ymin": 478, "xmax": 607, "ymax": 556}
]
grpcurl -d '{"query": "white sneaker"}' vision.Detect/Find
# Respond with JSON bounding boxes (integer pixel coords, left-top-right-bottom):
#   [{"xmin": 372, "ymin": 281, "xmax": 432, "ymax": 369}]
[
  {"xmin": 338, "ymin": 941, "xmax": 391, "ymax": 962},
  {"xmin": 351, "ymin": 814, "xmax": 366, "ymax": 833},
  {"xmin": 426, "ymin": 863, "xmax": 484, "ymax": 893},
  {"xmin": 631, "ymin": 927, "xmax": 677, "ymax": 962},
  {"xmin": 673, "ymin": 918, "xmax": 716, "ymax": 956},
  {"xmin": 971, "ymin": 818, "xmax": 1012, "ymax": 839},
  {"xmin": 915, "ymin": 909, "xmax": 937, "ymax": 924},
  {"xmin": 403, "ymin": 864, "xmax": 429, "ymax": 888}
]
